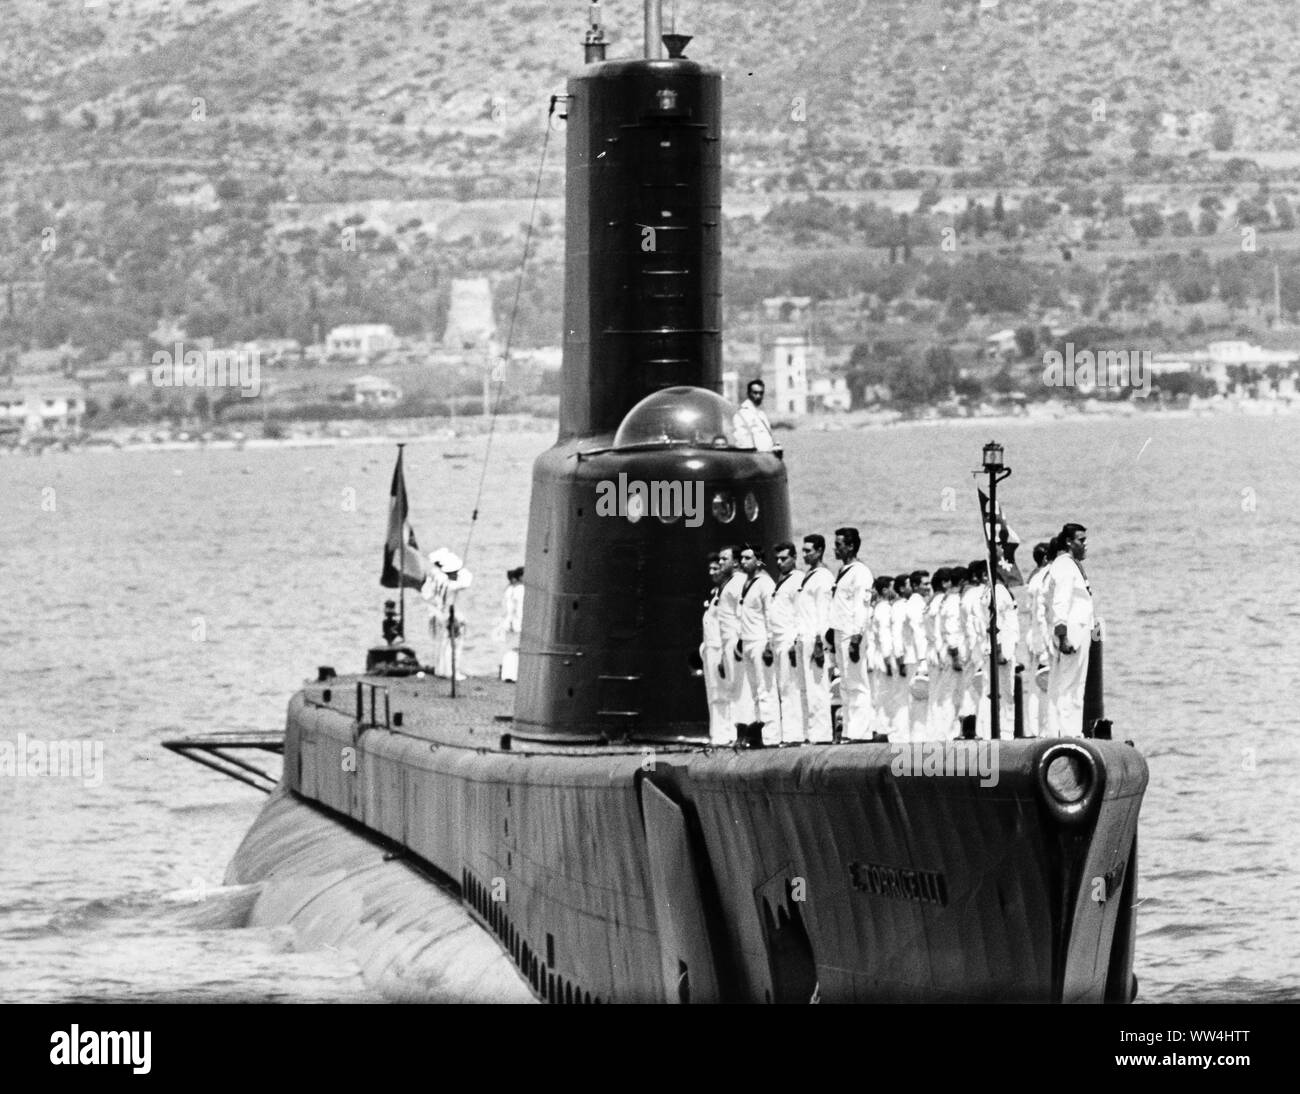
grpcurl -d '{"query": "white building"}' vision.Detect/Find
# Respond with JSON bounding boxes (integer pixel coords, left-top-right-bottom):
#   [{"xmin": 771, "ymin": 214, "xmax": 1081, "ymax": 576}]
[
  {"xmin": 768, "ymin": 334, "xmax": 810, "ymax": 416},
  {"xmin": 345, "ymin": 375, "xmax": 403, "ymax": 407},
  {"xmin": 443, "ymin": 278, "xmax": 497, "ymax": 350},
  {"xmin": 985, "ymin": 328, "xmax": 1019, "ymax": 361},
  {"xmin": 326, "ymin": 324, "xmax": 400, "ymax": 359},
  {"xmin": 0, "ymin": 381, "xmax": 85, "ymax": 433},
  {"xmin": 809, "ymin": 376, "xmax": 852, "ymax": 411},
  {"xmin": 1150, "ymin": 341, "xmax": 1299, "ymax": 393}
]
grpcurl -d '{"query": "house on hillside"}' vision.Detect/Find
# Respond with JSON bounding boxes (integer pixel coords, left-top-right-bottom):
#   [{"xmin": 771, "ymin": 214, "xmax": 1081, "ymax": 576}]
[
  {"xmin": 443, "ymin": 278, "xmax": 497, "ymax": 350},
  {"xmin": 327, "ymin": 324, "xmax": 400, "ymax": 360},
  {"xmin": 985, "ymin": 328, "xmax": 1020, "ymax": 361},
  {"xmin": 761, "ymin": 296, "xmax": 812, "ymax": 323},
  {"xmin": 0, "ymin": 380, "xmax": 85, "ymax": 434},
  {"xmin": 809, "ymin": 375, "xmax": 852, "ymax": 411},
  {"xmin": 344, "ymin": 375, "xmax": 402, "ymax": 408}
]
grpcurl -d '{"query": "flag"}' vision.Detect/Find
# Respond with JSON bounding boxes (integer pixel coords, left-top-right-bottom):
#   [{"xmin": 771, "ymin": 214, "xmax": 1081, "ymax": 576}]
[
  {"xmin": 978, "ymin": 487, "xmax": 1024, "ymax": 587},
  {"xmin": 381, "ymin": 448, "xmax": 426, "ymax": 589}
]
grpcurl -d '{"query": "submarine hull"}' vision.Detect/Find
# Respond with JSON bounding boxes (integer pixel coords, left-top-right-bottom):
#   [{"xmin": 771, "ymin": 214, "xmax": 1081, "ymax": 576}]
[{"xmin": 230, "ymin": 677, "xmax": 1146, "ymax": 1004}]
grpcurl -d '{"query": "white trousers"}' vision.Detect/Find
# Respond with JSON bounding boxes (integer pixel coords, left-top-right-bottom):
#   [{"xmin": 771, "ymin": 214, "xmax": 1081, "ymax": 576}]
[
  {"xmin": 1021, "ymin": 652, "xmax": 1047, "ymax": 737},
  {"xmin": 959, "ymin": 660, "xmax": 985, "ymax": 721},
  {"xmin": 928, "ymin": 661, "xmax": 961, "ymax": 740},
  {"xmin": 835, "ymin": 631, "xmax": 872, "ymax": 739},
  {"xmin": 500, "ymin": 648, "xmax": 519, "ymax": 683},
  {"xmin": 739, "ymin": 642, "xmax": 779, "ymax": 743},
  {"xmin": 1047, "ymin": 642, "xmax": 1091, "ymax": 738},
  {"xmin": 701, "ymin": 642, "xmax": 731, "ymax": 742},
  {"xmin": 975, "ymin": 659, "xmax": 1015, "ymax": 739},
  {"xmin": 909, "ymin": 660, "xmax": 930, "ymax": 737},
  {"xmin": 882, "ymin": 662, "xmax": 911, "ymax": 739},
  {"xmin": 773, "ymin": 639, "xmax": 804, "ymax": 743},
  {"xmin": 797, "ymin": 636, "xmax": 832, "ymax": 742}
]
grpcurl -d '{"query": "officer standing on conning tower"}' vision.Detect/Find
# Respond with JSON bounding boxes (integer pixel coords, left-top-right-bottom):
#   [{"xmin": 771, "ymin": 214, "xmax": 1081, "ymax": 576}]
[
  {"xmin": 732, "ymin": 379, "xmax": 776, "ymax": 452},
  {"xmin": 796, "ymin": 534, "xmax": 833, "ymax": 743},
  {"xmin": 828, "ymin": 527, "xmax": 873, "ymax": 740}
]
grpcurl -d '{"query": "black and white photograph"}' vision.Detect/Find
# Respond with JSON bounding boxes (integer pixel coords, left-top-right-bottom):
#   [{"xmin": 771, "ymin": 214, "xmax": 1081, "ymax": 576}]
[{"xmin": 0, "ymin": 0, "xmax": 1293, "ymax": 1061}]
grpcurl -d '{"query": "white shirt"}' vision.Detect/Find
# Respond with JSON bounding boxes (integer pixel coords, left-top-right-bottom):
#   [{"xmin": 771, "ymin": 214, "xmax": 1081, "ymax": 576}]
[
  {"xmin": 1023, "ymin": 566, "xmax": 1049, "ymax": 656},
  {"xmin": 501, "ymin": 582, "xmax": 524, "ymax": 633},
  {"xmin": 422, "ymin": 567, "xmax": 473, "ymax": 619},
  {"xmin": 980, "ymin": 582, "xmax": 1019, "ymax": 661},
  {"xmin": 961, "ymin": 585, "xmax": 986, "ymax": 664},
  {"xmin": 769, "ymin": 569, "xmax": 801, "ymax": 645},
  {"xmin": 736, "ymin": 570, "xmax": 775, "ymax": 644},
  {"xmin": 870, "ymin": 599, "xmax": 895, "ymax": 666},
  {"xmin": 925, "ymin": 593, "xmax": 945, "ymax": 666},
  {"xmin": 939, "ymin": 589, "xmax": 965, "ymax": 660},
  {"xmin": 702, "ymin": 587, "xmax": 722, "ymax": 649},
  {"xmin": 828, "ymin": 559, "xmax": 872, "ymax": 636},
  {"xmin": 1045, "ymin": 553, "xmax": 1095, "ymax": 651},
  {"xmin": 733, "ymin": 399, "xmax": 775, "ymax": 451},
  {"xmin": 717, "ymin": 571, "xmax": 745, "ymax": 648},
  {"xmin": 905, "ymin": 592, "xmax": 928, "ymax": 664},
  {"xmin": 796, "ymin": 565, "xmax": 832, "ymax": 639}
]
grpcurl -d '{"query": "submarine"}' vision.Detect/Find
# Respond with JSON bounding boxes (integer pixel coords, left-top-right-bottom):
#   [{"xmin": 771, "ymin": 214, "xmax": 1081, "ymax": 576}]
[{"xmin": 204, "ymin": 3, "xmax": 1147, "ymax": 1003}]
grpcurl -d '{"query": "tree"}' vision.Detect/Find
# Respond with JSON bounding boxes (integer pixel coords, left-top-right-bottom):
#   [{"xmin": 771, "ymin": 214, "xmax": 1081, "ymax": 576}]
[
  {"xmin": 1198, "ymin": 209, "xmax": 1219, "ymax": 236},
  {"xmin": 1168, "ymin": 210, "xmax": 1195, "ymax": 236},
  {"xmin": 1275, "ymin": 196, "xmax": 1295, "ymax": 231},
  {"xmin": 992, "ymin": 192, "xmax": 1005, "ymax": 223},
  {"xmin": 935, "ymin": 130, "xmax": 963, "ymax": 167},
  {"xmin": 1101, "ymin": 182, "xmax": 1125, "ymax": 219},
  {"xmin": 1014, "ymin": 326, "xmax": 1037, "ymax": 358},
  {"xmin": 1130, "ymin": 205, "xmax": 1164, "ymax": 240},
  {"xmin": 991, "ymin": 367, "xmax": 1018, "ymax": 394},
  {"xmin": 1209, "ymin": 112, "xmax": 1234, "ymax": 152},
  {"xmin": 216, "ymin": 177, "xmax": 244, "ymax": 202}
]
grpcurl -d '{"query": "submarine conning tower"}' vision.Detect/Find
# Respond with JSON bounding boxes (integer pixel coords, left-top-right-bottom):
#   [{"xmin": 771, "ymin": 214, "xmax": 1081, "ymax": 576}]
[{"xmin": 514, "ymin": 4, "xmax": 791, "ymax": 743}]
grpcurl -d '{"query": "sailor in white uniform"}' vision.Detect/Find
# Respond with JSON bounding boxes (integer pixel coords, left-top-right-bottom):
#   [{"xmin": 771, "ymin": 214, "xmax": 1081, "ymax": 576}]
[
  {"xmin": 959, "ymin": 561, "xmax": 988, "ymax": 737},
  {"xmin": 732, "ymin": 379, "xmax": 776, "ymax": 452},
  {"xmin": 422, "ymin": 548, "xmax": 473, "ymax": 678},
  {"xmin": 869, "ymin": 575, "xmax": 901, "ymax": 737},
  {"xmin": 979, "ymin": 572, "xmax": 1019, "ymax": 737},
  {"xmin": 736, "ymin": 545, "xmax": 778, "ymax": 744},
  {"xmin": 930, "ymin": 566, "xmax": 966, "ymax": 740},
  {"xmin": 828, "ymin": 527, "xmax": 873, "ymax": 740},
  {"xmin": 768, "ymin": 542, "xmax": 804, "ymax": 743},
  {"xmin": 714, "ymin": 545, "xmax": 747, "ymax": 738},
  {"xmin": 796, "ymin": 535, "xmax": 834, "ymax": 743},
  {"xmin": 700, "ymin": 553, "xmax": 730, "ymax": 741},
  {"xmin": 498, "ymin": 566, "xmax": 525, "ymax": 682},
  {"xmin": 904, "ymin": 570, "xmax": 931, "ymax": 739},
  {"xmin": 1019, "ymin": 543, "xmax": 1051, "ymax": 737},
  {"xmin": 1044, "ymin": 523, "xmax": 1096, "ymax": 738}
]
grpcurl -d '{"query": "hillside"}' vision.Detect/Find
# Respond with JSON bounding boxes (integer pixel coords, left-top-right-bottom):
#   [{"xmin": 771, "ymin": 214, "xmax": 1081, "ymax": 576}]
[
  {"xmin": 4, "ymin": 0, "xmax": 1300, "ymax": 392},
  {"xmin": 3, "ymin": 0, "xmax": 1300, "ymax": 203}
]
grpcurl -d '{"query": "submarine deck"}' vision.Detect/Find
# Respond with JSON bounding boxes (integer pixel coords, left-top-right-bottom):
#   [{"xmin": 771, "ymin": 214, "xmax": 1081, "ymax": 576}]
[{"xmin": 307, "ymin": 672, "xmax": 728, "ymax": 755}]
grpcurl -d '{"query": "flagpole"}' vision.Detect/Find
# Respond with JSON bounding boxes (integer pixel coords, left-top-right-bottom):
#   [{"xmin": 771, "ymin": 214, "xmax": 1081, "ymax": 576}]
[{"xmin": 397, "ymin": 443, "xmax": 407, "ymax": 643}]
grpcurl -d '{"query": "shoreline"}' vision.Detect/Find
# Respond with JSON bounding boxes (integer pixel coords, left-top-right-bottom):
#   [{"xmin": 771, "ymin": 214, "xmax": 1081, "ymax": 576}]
[{"xmin": 6, "ymin": 396, "xmax": 1294, "ymax": 455}]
